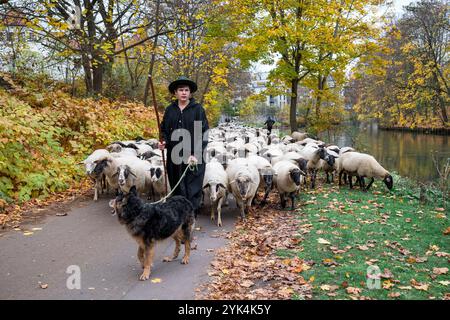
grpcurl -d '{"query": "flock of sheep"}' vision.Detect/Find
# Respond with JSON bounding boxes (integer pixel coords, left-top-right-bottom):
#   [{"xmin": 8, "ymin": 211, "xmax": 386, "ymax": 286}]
[{"xmin": 82, "ymin": 120, "xmax": 393, "ymax": 226}]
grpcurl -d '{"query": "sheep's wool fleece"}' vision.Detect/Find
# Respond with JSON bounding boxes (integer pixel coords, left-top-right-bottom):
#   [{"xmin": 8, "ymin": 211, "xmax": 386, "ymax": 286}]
[{"xmin": 340, "ymin": 152, "xmax": 388, "ymax": 178}]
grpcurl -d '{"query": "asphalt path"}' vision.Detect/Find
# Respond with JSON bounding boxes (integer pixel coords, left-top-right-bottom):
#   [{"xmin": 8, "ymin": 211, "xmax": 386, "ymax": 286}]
[{"xmin": 0, "ymin": 194, "xmax": 238, "ymax": 300}]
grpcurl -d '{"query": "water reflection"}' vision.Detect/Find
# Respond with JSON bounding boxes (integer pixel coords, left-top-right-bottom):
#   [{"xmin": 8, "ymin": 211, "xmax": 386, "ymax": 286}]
[{"xmin": 320, "ymin": 123, "xmax": 450, "ymax": 182}]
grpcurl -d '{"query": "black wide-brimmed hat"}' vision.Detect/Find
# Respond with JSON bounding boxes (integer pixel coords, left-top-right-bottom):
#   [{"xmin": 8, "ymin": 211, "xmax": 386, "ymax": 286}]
[{"xmin": 168, "ymin": 76, "xmax": 198, "ymax": 94}]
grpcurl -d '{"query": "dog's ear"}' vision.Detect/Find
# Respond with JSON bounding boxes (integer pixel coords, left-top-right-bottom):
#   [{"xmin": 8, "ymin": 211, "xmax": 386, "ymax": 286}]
[
  {"xmin": 129, "ymin": 185, "xmax": 138, "ymax": 195},
  {"xmin": 108, "ymin": 199, "xmax": 116, "ymax": 208}
]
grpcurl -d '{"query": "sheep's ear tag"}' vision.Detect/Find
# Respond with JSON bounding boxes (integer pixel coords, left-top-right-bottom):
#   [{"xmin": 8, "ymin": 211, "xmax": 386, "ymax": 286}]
[{"xmin": 108, "ymin": 199, "xmax": 116, "ymax": 208}]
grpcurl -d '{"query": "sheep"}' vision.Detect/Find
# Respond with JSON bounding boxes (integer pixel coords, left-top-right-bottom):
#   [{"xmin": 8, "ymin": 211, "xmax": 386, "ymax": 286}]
[
  {"xmin": 318, "ymin": 148, "xmax": 340, "ymax": 183},
  {"xmin": 299, "ymin": 144, "xmax": 334, "ymax": 188},
  {"xmin": 273, "ymin": 160, "xmax": 303, "ymax": 210},
  {"xmin": 226, "ymin": 158, "xmax": 260, "ymax": 221},
  {"xmin": 82, "ymin": 149, "xmax": 110, "ymax": 200},
  {"xmin": 149, "ymin": 163, "xmax": 170, "ymax": 201},
  {"xmin": 91, "ymin": 155, "xmax": 141, "ymax": 195},
  {"xmin": 339, "ymin": 146, "xmax": 355, "ymax": 155},
  {"xmin": 246, "ymin": 155, "xmax": 274, "ymax": 205},
  {"xmin": 336, "ymin": 152, "xmax": 393, "ymax": 191},
  {"xmin": 291, "ymin": 131, "xmax": 308, "ymax": 142},
  {"xmin": 297, "ymin": 137, "xmax": 324, "ymax": 146},
  {"xmin": 115, "ymin": 157, "xmax": 153, "ymax": 196},
  {"xmin": 202, "ymin": 158, "xmax": 228, "ymax": 226}
]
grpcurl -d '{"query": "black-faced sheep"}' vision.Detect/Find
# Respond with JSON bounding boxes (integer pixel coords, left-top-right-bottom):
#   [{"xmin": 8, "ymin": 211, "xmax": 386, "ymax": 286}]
[
  {"xmin": 337, "ymin": 152, "xmax": 393, "ymax": 191},
  {"xmin": 226, "ymin": 158, "xmax": 260, "ymax": 221},
  {"xmin": 202, "ymin": 158, "xmax": 228, "ymax": 226},
  {"xmin": 273, "ymin": 160, "xmax": 303, "ymax": 210}
]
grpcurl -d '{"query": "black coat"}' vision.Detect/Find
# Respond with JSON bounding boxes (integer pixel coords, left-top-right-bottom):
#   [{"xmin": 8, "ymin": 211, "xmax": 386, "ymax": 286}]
[{"xmin": 160, "ymin": 99, "xmax": 209, "ymax": 212}]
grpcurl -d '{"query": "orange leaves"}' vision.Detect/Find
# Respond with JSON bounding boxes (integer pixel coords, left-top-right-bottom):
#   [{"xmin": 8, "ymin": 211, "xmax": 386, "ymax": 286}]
[{"xmin": 198, "ymin": 204, "xmax": 312, "ymax": 300}]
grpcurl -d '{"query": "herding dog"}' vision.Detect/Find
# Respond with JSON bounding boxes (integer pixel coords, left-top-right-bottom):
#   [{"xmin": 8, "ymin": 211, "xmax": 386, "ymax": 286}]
[{"xmin": 109, "ymin": 186, "xmax": 195, "ymax": 280}]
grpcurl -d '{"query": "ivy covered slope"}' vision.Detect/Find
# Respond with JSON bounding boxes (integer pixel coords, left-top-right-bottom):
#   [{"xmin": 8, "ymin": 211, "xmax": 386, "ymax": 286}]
[{"xmin": 0, "ymin": 73, "xmax": 157, "ymax": 205}]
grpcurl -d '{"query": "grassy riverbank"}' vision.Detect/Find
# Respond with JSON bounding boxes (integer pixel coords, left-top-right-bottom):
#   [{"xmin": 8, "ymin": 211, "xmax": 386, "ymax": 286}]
[
  {"xmin": 202, "ymin": 174, "xmax": 449, "ymax": 300},
  {"xmin": 285, "ymin": 176, "xmax": 449, "ymax": 300}
]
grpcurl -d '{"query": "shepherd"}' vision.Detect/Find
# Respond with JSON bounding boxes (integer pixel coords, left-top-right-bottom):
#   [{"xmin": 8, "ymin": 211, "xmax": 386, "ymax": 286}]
[
  {"xmin": 159, "ymin": 76, "xmax": 209, "ymax": 217},
  {"xmin": 264, "ymin": 116, "xmax": 275, "ymax": 135}
]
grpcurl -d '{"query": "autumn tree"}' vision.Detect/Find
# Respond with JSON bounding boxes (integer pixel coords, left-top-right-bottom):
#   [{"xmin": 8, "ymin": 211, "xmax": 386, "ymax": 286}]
[
  {"xmin": 212, "ymin": 0, "xmax": 385, "ymax": 131},
  {"xmin": 351, "ymin": 0, "xmax": 449, "ymax": 129}
]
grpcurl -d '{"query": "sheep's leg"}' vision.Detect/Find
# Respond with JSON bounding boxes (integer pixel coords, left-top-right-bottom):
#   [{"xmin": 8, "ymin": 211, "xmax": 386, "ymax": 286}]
[
  {"xmin": 349, "ymin": 174, "xmax": 354, "ymax": 189},
  {"xmin": 140, "ymin": 242, "xmax": 155, "ymax": 281},
  {"xmin": 326, "ymin": 172, "xmax": 331, "ymax": 184},
  {"xmin": 261, "ymin": 185, "xmax": 271, "ymax": 206},
  {"xmin": 311, "ymin": 170, "xmax": 317, "ymax": 189},
  {"xmin": 366, "ymin": 177, "xmax": 375, "ymax": 191},
  {"xmin": 210, "ymin": 200, "xmax": 215, "ymax": 222},
  {"xmin": 238, "ymin": 201, "xmax": 246, "ymax": 221},
  {"xmin": 360, "ymin": 176, "xmax": 367, "ymax": 191},
  {"xmin": 93, "ymin": 181, "xmax": 98, "ymax": 201},
  {"xmin": 280, "ymin": 193, "xmax": 286, "ymax": 209},
  {"xmin": 137, "ymin": 246, "xmax": 144, "ymax": 268},
  {"xmin": 289, "ymin": 192, "xmax": 296, "ymax": 210},
  {"xmin": 331, "ymin": 172, "xmax": 334, "ymax": 183},
  {"xmin": 217, "ymin": 196, "xmax": 224, "ymax": 227},
  {"xmin": 339, "ymin": 171, "xmax": 343, "ymax": 186}
]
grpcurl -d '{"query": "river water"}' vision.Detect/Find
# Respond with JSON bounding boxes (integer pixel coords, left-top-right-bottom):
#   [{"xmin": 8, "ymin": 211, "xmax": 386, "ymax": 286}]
[{"xmin": 318, "ymin": 122, "xmax": 450, "ymax": 182}]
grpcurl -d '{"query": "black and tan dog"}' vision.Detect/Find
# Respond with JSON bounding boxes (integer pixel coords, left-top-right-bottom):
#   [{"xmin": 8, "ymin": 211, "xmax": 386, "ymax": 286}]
[{"xmin": 109, "ymin": 186, "xmax": 195, "ymax": 280}]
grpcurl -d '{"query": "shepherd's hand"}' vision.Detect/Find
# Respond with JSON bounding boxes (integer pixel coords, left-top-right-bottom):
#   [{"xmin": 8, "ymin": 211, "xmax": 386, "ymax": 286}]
[{"xmin": 188, "ymin": 155, "xmax": 198, "ymax": 165}]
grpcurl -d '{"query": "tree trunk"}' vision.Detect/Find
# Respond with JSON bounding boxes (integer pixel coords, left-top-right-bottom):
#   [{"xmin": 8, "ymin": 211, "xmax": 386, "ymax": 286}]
[
  {"xmin": 316, "ymin": 75, "xmax": 327, "ymax": 118},
  {"xmin": 290, "ymin": 78, "xmax": 299, "ymax": 131},
  {"xmin": 92, "ymin": 63, "xmax": 103, "ymax": 95},
  {"xmin": 82, "ymin": 54, "xmax": 93, "ymax": 95}
]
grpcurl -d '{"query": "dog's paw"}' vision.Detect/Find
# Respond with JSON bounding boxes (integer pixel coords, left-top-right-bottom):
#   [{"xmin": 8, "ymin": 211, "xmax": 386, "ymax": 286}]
[
  {"xmin": 181, "ymin": 256, "xmax": 189, "ymax": 264},
  {"xmin": 139, "ymin": 269, "xmax": 151, "ymax": 281}
]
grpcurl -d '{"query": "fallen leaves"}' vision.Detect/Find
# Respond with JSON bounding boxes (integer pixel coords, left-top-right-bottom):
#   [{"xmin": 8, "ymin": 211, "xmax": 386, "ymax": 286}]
[
  {"xmin": 346, "ymin": 287, "xmax": 362, "ymax": 295},
  {"xmin": 410, "ymin": 279, "xmax": 429, "ymax": 291},
  {"xmin": 151, "ymin": 278, "xmax": 162, "ymax": 283},
  {"xmin": 432, "ymin": 267, "xmax": 448, "ymax": 275},
  {"xmin": 197, "ymin": 199, "xmax": 313, "ymax": 300},
  {"xmin": 317, "ymin": 238, "xmax": 331, "ymax": 245}
]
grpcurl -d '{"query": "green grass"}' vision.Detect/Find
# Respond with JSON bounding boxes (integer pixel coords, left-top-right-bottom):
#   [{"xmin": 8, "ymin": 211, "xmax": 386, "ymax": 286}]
[{"xmin": 281, "ymin": 176, "xmax": 449, "ymax": 300}]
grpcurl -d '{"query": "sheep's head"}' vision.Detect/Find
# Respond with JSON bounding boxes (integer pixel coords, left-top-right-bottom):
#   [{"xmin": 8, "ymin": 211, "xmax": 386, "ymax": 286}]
[
  {"xmin": 115, "ymin": 165, "xmax": 137, "ymax": 190},
  {"xmin": 260, "ymin": 167, "xmax": 273, "ymax": 190},
  {"xmin": 294, "ymin": 158, "xmax": 308, "ymax": 175},
  {"xmin": 150, "ymin": 167, "xmax": 163, "ymax": 182},
  {"xmin": 203, "ymin": 182, "xmax": 226, "ymax": 202},
  {"xmin": 92, "ymin": 158, "xmax": 112, "ymax": 177},
  {"xmin": 383, "ymin": 174, "xmax": 393, "ymax": 190},
  {"xmin": 107, "ymin": 143, "xmax": 122, "ymax": 153},
  {"xmin": 289, "ymin": 168, "xmax": 302, "ymax": 186},
  {"xmin": 236, "ymin": 176, "xmax": 251, "ymax": 200}
]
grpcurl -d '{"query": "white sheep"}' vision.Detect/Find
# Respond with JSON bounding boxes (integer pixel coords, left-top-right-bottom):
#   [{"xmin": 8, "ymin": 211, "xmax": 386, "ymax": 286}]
[
  {"xmin": 115, "ymin": 157, "xmax": 152, "ymax": 196},
  {"xmin": 82, "ymin": 149, "xmax": 110, "ymax": 200},
  {"xmin": 202, "ymin": 158, "xmax": 228, "ymax": 226},
  {"xmin": 149, "ymin": 163, "xmax": 170, "ymax": 201},
  {"xmin": 226, "ymin": 158, "xmax": 260, "ymax": 221},
  {"xmin": 318, "ymin": 148, "xmax": 340, "ymax": 183},
  {"xmin": 246, "ymin": 155, "xmax": 274, "ymax": 205},
  {"xmin": 336, "ymin": 152, "xmax": 393, "ymax": 191},
  {"xmin": 273, "ymin": 160, "xmax": 303, "ymax": 210},
  {"xmin": 291, "ymin": 131, "xmax": 308, "ymax": 142}
]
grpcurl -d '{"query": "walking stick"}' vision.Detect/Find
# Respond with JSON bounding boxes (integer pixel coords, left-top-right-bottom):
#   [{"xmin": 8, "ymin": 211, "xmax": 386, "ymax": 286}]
[{"xmin": 145, "ymin": 74, "xmax": 169, "ymax": 196}]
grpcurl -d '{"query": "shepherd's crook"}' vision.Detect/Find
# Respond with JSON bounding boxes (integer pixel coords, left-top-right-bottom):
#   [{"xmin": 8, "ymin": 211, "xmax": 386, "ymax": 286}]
[{"xmin": 145, "ymin": 74, "xmax": 168, "ymax": 195}]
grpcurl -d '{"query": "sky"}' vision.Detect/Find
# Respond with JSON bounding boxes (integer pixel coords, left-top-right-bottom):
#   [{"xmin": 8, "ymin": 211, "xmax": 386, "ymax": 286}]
[{"xmin": 253, "ymin": 0, "xmax": 418, "ymax": 73}]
